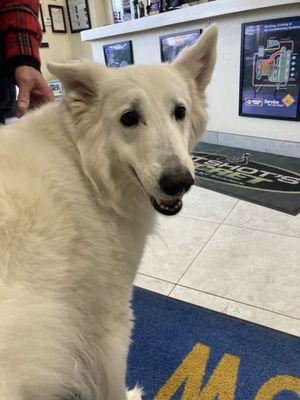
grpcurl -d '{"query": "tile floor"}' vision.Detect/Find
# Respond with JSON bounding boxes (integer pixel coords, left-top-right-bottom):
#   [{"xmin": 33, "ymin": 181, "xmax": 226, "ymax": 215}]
[{"xmin": 134, "ymin": 186, "xmax": 300, "ymax": 337}]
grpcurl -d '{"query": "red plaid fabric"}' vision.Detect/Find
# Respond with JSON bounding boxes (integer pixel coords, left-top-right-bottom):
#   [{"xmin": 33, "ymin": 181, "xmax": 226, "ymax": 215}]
[{"xmin": 0, "ymin": 0, "xmax": 42, "ymax": 65}]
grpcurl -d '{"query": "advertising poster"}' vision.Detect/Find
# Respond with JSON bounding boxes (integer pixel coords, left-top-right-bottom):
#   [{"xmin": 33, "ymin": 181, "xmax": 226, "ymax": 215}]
[
  {"xmin": 239, "ymin": 17, "xmax": 300, "ymax": 121},
  {"xmin": 103, "ymin": 41, "xmax": 134, "ymax": 68},
  {"xmin": 160, "ymin": 30, "xmax": 201, "ymax": 63}
]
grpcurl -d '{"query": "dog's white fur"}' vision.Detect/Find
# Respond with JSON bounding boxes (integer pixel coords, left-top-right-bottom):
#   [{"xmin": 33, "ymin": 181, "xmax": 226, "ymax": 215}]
[{"xmin": 0, "ymin": 25, "xmax": 217, "ymax": 400}]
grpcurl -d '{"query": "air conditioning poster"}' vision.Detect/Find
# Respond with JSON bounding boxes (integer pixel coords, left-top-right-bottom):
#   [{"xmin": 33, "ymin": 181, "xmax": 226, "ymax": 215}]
[{"xmin": 239, "ymin": 17, "xmax": 300, "ymax": 121}]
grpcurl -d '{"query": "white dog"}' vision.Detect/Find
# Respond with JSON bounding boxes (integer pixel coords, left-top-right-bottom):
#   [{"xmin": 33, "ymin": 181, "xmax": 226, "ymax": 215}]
[{"xmin": 0, "ymin": 25, "xmax": 217, "ymax": 400}]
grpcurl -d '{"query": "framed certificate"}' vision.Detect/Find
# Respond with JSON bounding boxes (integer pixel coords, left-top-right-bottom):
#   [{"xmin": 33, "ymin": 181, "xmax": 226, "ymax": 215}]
[
  {"xmin": 66, "ymin": 0, "xmax": 92, "ymax": 34},
  {"xmin": 239, "ymin": 17, "xmax": 300, "ymax": 121},
  {"xmin": 48, "ymin": 5, "xmax": 67, "ymax": 33}
]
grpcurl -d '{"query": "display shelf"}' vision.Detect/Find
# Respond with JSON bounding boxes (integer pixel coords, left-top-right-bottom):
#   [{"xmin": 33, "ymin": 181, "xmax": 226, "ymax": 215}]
[{"xmin": 81, "ymin": 0, "xmax": 299, "ymax": 41}]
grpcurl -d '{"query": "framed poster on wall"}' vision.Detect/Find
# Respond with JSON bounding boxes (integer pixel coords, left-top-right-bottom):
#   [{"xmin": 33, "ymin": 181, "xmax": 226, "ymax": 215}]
[
  {"xmin": 48, "ymin": 5, "xmax": 67, "ymax": 33},
  {"xmin": 66, "ymin": 0, "xmax": 91, "ymax": 33},
  {"xmin": 239, "ymin": 17, "xmax": 300, "ymax": 121},
  {"xmin": 160, "ymin": 29, "xmax": 201, "ymax": 63},
  {"xmin": 103, "ymin": 41, "xmax": 134, "ymax": 68}
]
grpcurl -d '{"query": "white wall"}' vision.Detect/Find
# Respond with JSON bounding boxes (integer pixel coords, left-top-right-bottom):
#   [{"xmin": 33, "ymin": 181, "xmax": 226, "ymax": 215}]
[
  {"xmin": 39, "ymin": 0, "xmax": 113, "ymax": 79},
  {"xmin": 90, "ymin": 2, "xmax": 300, "ymax": 143},
  {"xmin": 69, "ymin": 34, "xmax": 93, "ymax": 61},
  {"xmin": 39, "ymin": 0, "xmax": 72, "ymax": 78}
]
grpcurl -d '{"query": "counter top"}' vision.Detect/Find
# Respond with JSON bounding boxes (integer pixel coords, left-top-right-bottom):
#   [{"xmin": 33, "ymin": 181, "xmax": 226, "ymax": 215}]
[{"xmin": 81, "ymin": 0, "xmax": 300, "ymax": 41}]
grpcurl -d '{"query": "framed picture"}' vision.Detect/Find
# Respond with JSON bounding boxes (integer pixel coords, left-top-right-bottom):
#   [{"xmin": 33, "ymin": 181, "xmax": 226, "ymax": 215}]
[
  {"xmin": 48, "ymin": 5, "xmax": 67, "ymax": 33},
  {"xmin": 160, "ymin": 29, "xmax": 202, "ymax": 63},
  {"xmin": 103, "ymin": 41, "xmax": 134, "ymax": 68},
  {"xmin": 239, "ymin": 17, "xmax": 300, "ymax": 121},
  {"xmin": 38, "ymin": 4, "xmax": 46, "ymax": 32},
  {"xmin": 66, "ymin": 0, "xmax": 91, "ymax": 34}
]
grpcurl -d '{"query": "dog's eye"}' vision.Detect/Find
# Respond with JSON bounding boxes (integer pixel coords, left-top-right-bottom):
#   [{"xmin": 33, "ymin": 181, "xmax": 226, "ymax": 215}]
[
  {"xmin": 120, "ymin": 111, "xmax": 139, "ymax": 127},
  {"xmin": 174, "ymin": 105, "xmax": 186, "ymax": 121}
]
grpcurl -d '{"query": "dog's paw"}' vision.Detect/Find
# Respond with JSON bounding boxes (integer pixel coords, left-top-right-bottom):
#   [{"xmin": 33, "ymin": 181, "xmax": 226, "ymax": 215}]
[{"xmin": 126, "ymin": 386, "xmax": 143, "ymax": 400}]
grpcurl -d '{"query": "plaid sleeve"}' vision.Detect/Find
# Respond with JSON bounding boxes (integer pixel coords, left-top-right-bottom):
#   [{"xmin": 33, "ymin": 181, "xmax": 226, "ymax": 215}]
[{"xmin": 0, "ymin": 0, "xmax": 42, "ymax": 71}]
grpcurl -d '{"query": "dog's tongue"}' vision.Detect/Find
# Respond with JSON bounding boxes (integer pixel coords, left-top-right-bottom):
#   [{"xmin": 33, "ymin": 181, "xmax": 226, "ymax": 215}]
[{"xmin": 151, "ymin": 197, "xmax": 182, "ymax": 216}]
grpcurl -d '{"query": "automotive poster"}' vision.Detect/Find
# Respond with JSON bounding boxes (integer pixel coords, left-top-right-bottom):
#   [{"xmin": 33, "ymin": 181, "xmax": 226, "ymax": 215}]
[{"xmin": 240, "ymin": 17, "xmax": 300, "ymax": 120}]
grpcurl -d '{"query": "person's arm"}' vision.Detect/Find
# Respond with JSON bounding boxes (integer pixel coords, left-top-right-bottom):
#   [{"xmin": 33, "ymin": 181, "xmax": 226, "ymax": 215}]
[
  {"xmin": 0, "ymin": 0, "xmax": 42, "ymax": 71},
  {"xmin": 0, "ymin": 0, "xmax": 54, "ymax": 117}
]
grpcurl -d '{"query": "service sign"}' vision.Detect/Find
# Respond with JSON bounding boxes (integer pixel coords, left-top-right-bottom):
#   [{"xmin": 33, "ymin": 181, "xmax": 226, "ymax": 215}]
[{"xmin": 239, "ymin": 17, "xmax": 300, "ymax": 121}]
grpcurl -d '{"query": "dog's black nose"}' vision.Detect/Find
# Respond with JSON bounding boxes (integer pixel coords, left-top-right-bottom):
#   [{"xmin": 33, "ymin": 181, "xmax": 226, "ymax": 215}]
[{"xmin": 159, "ymin": 170, "xmax": 194, "ymax": 196}]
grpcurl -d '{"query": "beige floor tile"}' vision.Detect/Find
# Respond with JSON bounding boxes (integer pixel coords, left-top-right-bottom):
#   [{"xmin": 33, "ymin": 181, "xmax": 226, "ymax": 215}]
[
  {"xmin": 170, "ymin": 285, "xmax": 300, "ymax": 337},
  {"xmin": 134, "ymin": 273, "xmax": 174, "ymax": 295},
  {"xmin": 224, "ymin": 200, "xmax": 300, "ymax": 237},
  {"xmin": 180, "ymin": 186, "xmax": 238, "ymax": 223},
  {"xmin": 138, "ymin": 215, "xmax": 219, "ymax": 283},
  {"xmin": 179, "ymin": 225, "xmax": 300, "ymax": 319}
]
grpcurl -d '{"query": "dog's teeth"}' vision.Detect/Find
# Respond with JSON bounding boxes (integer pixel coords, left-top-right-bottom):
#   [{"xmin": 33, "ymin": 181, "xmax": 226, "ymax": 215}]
[{"xmin": 155, "ymin": 197, "xmax": 183, "ymax": 214}]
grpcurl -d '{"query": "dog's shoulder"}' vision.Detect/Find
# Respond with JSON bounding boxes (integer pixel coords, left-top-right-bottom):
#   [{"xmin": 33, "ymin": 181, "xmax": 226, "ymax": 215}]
[{"xmin": 0, "ymin": 108, "xmax": 94, "ymax": 277}]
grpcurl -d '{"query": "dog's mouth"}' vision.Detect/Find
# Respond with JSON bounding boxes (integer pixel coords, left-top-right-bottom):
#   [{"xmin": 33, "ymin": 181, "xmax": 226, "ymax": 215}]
[
  {"xmin": 150, "ymin": 196, "xmax": 183, "ymax": 216},
  {"xmin": 130, "ymin": 166, "xmax": 183, "ymax": 216}
]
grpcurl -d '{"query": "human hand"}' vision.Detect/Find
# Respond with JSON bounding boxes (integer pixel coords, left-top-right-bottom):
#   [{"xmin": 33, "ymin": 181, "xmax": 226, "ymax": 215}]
[{"xmin": 14, "ymin": 66, "xmax": 54, "ymax": 118}]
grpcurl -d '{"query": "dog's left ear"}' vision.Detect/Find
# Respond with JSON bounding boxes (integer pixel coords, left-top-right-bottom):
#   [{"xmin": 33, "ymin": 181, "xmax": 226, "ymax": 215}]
[
  {"xmin": 47, "ymin": 61, "xmax": 103, "ymax": 104},
  {"xmin": 173, "ymin": 24, "xmax": 218, "ymax": 91}
]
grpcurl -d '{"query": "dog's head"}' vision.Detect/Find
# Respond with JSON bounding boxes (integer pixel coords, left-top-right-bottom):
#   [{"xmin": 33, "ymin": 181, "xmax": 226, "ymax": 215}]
[{"xmin": 48, "ymin": 25, "xmax": 217, "ymax": 216}]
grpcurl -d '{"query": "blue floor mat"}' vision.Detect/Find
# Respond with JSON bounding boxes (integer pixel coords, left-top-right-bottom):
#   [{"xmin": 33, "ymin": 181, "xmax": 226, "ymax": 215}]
[{"xmin": 126, "ymin": 287, "xmax": 300, "ymax": 399}]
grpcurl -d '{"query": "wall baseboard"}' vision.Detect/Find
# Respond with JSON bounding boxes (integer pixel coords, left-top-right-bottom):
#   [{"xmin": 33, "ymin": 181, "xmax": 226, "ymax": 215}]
[{"xmin": 200, "ymin": 131, "xmax": 300, "ymax": 158}]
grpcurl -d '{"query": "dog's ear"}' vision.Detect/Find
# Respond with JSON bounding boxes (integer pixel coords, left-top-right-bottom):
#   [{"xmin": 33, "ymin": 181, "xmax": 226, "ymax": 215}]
[
  {"xmin": 173, "ymin": 24, "xmax": 218, "ymax": 91},
  {"xmin": 47, "ymin": 61, "xmax": 103, "ymax": 104}
]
